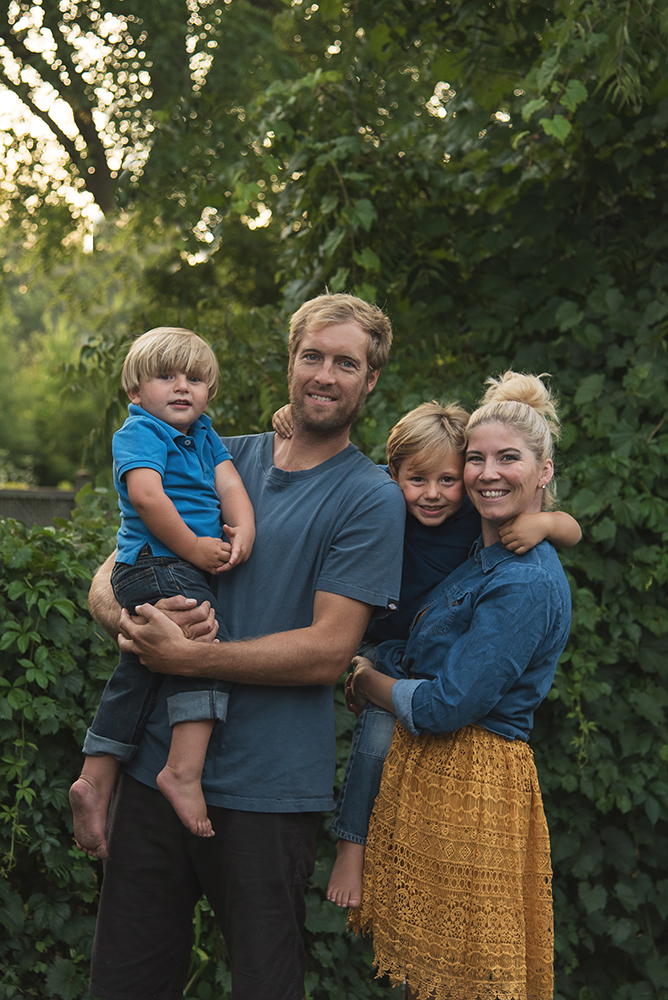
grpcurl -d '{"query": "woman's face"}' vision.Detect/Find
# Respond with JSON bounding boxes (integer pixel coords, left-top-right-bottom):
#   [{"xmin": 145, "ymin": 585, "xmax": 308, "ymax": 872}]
[{"xmin": 464, "ymin": 421, "xmax": 553, "ymax": 534}]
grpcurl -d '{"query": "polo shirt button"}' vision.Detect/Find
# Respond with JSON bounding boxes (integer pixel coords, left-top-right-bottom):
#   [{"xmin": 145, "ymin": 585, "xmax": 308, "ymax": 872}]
[{"xmin": 184, "ymin": 438, "xmax": 192, "ymax": 446}]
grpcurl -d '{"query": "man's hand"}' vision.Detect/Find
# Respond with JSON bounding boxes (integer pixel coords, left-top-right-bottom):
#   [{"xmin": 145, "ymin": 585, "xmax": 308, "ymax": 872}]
[
  {"xmin": 119, "ymin": 604, "xmax": 201, "ymax": 671},
  {"xmin": 151, "ymin": 594, "xmax": 218, "ymax": 641}
]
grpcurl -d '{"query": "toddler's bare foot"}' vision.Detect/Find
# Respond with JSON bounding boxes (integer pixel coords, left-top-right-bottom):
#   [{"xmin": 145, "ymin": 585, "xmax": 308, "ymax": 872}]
[
  {"xmin": 156, "ymin": 764, "xmax": 214, "ymax": 837},
  {"xmin": 326, "ymin": 839, "xmax": 365, "ymax": 908},
  {"xmin": 69, "ymin": 776, "xmax": 110, "ymax": 859}
]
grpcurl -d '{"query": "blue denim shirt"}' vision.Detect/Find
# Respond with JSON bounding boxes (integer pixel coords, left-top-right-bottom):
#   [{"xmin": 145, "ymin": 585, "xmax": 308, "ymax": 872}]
[{"xmin": 376, "ymin": 538, "xmax": 572, "ymax": 742}]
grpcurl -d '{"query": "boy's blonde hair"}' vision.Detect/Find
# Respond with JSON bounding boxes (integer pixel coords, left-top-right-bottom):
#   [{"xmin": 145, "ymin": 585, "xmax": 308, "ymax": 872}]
[
  {"xmin": 122, "ymin": 327, "xmax": 219, "ymax": 400},
  {"xmin": 288, "ymin": 293, "xmax": 393, "ymax": 373},
  {"xmin": 466, "ymin": 371, "xmax": 560, "ymax": 509},
  {"xmin": 386, "ymin": 401, "xmax": 469, "ymax": 474}
]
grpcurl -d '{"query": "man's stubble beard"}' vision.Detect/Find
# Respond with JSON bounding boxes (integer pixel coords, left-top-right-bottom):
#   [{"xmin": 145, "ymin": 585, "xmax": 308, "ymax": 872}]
[{"xmin": 289, "ymin": 376, "xmax": 369, "ymax": 437}]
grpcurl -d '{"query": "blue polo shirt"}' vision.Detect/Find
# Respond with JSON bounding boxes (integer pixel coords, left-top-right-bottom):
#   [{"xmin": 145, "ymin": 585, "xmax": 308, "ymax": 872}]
[{"xmin": 113, "ymin": 404, "xmax": 231, "ymax": 565}]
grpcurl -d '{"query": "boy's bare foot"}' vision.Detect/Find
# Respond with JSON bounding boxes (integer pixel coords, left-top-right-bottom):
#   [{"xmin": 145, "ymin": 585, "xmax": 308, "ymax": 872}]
[
  {"xmin": 326, "ymin": 839, "xmax": 365, "ymax": 908},
  {"xmin": 156, "ymin": 764, "xmax": 215, "ymax": 838},
  {"xmin": 69, "ymin": 776, "xmax": 110, "ymax": 859}
]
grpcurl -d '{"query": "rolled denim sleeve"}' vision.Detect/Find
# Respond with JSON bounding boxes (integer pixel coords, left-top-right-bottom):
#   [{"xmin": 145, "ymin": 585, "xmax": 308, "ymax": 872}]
[{"xmin": 391, "ymin": 678, "xmax": 429, "ymax": 735}]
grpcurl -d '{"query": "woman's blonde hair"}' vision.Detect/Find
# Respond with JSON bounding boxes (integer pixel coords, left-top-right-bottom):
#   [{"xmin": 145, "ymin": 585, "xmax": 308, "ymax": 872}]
[
  {"xmin": 386, "ymin": 401, "xmax": 469, "ymax": 473},
  {"xmin": 466, "ymin": 371, "xmax": 560, "ymax": 509},
  {"xmin": 122, "ymin": 328, "xmax": 219, "ymax": 400}
]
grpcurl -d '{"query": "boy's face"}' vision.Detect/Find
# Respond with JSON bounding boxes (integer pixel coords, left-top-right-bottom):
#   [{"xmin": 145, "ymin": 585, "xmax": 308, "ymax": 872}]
[
  {"xmin": 391, "ymin": 448, "xmax": 465, "ymax": 527},
  {"xmin": 128, "ymin": 370, "xmax": 209, "ymax": 433}
]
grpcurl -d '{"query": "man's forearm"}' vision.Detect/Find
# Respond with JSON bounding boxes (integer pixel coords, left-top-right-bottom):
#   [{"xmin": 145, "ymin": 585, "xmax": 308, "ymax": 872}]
[
  {"xmin": 119, "ymin": 591, "xmax": 373, "ymax": 687},
  {"xmin": 176, "ymin": 627, "xmax": 356, "ymax": 686},
  {"xmin": 88, "ymin": 551, "xmax": 121, "ymax": 639}
]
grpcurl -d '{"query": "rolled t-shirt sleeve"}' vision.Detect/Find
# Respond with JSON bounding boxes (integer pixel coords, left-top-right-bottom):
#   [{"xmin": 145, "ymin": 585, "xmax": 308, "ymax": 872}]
[{"xmin": 315, "ymin": 479, "xmax": 405, "ymax": 608}]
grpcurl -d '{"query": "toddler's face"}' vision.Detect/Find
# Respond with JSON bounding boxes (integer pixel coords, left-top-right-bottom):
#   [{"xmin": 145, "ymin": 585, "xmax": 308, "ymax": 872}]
[
  {"xmin": 392, "ymin": 449, "xmax": 465, "ymax": 527},
  {"xmin": 128, "ymin": 370, "xmax": 209, "ymax": 433}
]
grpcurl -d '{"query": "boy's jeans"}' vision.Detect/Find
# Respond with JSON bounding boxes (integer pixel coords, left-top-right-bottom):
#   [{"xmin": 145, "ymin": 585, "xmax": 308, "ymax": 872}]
[
  {"xmin": 82, "ymin": 546, "xmax": 231, "ymax": 763},
  {"xmin": 329, "ymin": 703, "xmax": 397, "ymax": 844}
]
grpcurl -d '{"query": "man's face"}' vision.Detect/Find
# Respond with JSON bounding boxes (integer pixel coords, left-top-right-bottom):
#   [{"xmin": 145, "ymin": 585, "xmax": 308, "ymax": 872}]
[{"xmin": 288, "ymin": 322, "xmax": 378, "ymax": 435}]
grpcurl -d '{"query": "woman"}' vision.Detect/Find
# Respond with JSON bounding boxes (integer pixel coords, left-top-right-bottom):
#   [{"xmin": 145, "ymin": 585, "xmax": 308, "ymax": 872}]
[{"xmin": 348, "ymin": 371, "xmax": 572, "ymax": 1000}]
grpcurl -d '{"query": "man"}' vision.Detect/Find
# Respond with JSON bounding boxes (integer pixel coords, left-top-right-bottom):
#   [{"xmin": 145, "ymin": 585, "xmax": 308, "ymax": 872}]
[{"xmin": 87, "ymin": 293, "xmax": 405, "ymax": 1000}]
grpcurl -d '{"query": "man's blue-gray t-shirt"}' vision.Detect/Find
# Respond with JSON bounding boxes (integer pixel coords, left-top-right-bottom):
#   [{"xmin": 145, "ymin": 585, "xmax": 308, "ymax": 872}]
[{"xmin": 127, "ymin": 432, "xmax": 405, "ymax": 812}]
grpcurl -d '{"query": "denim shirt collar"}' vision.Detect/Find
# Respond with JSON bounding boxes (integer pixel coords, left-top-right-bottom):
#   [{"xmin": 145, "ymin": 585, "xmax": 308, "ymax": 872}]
[{"xmin": 473, "ymin": 538, "xmax": 518, "ymax": 573}]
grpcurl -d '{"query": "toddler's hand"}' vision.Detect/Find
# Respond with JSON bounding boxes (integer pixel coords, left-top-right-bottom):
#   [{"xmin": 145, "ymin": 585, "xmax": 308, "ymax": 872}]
[
  {"xmin": 272, "ymin": 404, "xmax": 293, "ymax": 439},
  {"xmin": 191, "ymin": 536, "xmax": 230, "ymax": 574},
  {"xmin": 217, "ymin": 523, "xmax": 255, "ymax": 571}
]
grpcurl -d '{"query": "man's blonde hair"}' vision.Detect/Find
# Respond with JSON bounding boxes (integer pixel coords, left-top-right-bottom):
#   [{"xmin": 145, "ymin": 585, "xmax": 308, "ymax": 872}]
[
  {"xmin": 288, "ymin": 293, "xmax": 393, "ymax": 372},
  {"xmin": 386, "ymin": 401, "xmax": 469, "ymax": 473},
  {"xmin": 122, "ymin": 328, "xmax": 219, "ymax": 400}
]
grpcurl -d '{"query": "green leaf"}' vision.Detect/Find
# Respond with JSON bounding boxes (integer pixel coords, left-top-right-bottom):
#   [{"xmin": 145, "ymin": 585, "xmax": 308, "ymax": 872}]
[
  {"xmin": 562, "ymin": 80, "xmax": 589, "ymax": 112},
  {"xmin": 574, "ymin": 373, "xmax": 605, "ymax": 405},
  {"xmin": 578, "ymin": 882, "xmax": 607, "ymax": 913},
  {"xmin": 539, "ymin": 115, "xmax": 572, "ymax": 142},
  {"xmin": 352, "ymin": 199, "xmax": 377, "ymax": 233},
  {"xmin": 322, "ymin": 227, "xmax": 346, "ymax": 256},
  {"xmin": 353, "ymin": 247, "xmax": 381, "ymax": 272},
  {"xmin": 522, "ymin": 98, "xmax": 548, "ymax": 122}
]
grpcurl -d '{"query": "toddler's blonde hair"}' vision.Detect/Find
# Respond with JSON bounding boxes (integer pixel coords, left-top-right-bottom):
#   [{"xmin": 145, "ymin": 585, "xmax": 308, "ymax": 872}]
[{"xmin": 122, "ymin": 327, "xmax": 219, "ymax": 400}]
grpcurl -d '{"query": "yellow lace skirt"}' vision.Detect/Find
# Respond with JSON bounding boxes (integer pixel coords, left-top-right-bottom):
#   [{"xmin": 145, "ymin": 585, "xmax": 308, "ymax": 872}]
[{"xmin": 349, "ymin": 724, "xmax": 553, "ymax": 1000}]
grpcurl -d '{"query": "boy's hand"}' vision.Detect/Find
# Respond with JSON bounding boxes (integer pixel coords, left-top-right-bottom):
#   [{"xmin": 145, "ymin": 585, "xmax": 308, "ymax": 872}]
[
  {"xmin": 190, "ymin": 536, "xmax": 231, "ymax": 574},
  {"xmin": 345, "ymin": 655, "xmax": 375, "ymax": 715},
  {"xmin": 272, "ymin": 404, "xmax": 293, "ymax": 439},
  {"xmin": 219, "ymin": 523, "xmax": 254, "ymax": 570},
  {"xmin": 498, "ymin": 513, "xmax": 547, "ymax": 555}
]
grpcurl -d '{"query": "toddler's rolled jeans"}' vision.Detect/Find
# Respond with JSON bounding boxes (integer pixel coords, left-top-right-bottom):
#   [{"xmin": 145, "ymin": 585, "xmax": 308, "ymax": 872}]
[{"xmin": 82, "ymin": 546, "xmax": 230, "ymax": 763}]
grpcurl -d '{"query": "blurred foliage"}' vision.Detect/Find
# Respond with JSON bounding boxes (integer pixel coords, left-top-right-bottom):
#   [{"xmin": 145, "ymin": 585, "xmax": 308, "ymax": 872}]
[{"xmin": 0, "ymin": 1, "xmax": 666, "ymax": 998}]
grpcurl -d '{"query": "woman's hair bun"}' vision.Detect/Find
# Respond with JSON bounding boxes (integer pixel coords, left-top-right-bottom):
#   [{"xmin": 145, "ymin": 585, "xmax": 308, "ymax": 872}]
[{"xmin": 479, "ymin": 371, "xmax": 560, "ymax": 441}]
